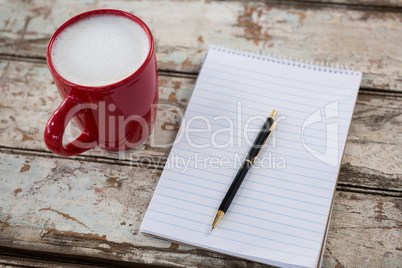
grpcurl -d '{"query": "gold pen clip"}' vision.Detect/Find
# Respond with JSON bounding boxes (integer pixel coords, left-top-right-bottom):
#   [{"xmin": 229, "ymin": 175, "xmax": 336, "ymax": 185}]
[
  {"xmin": 252, "ymin": 110, "xmax": 277, "ymax": 164},
  {"xmin": 270, "ymin": 109, "xmax": 277, "ymax": 120}
]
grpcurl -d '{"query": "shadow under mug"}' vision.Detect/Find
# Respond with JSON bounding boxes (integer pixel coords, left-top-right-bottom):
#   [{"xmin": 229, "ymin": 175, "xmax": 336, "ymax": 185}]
[{"xmin": 44, "ymin": 9, "xmax": 158, "ymax": 157}]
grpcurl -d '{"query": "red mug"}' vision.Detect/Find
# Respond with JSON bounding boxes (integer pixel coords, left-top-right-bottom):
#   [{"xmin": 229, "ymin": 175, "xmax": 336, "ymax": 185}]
[{"xmin": 44, "ymin": 9, "xmax": 158, "ymax": 156}]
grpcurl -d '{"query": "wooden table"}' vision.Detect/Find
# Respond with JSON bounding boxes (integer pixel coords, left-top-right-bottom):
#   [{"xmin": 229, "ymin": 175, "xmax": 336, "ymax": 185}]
[{"xmin": 0, "ymin": 0, "xmax": 401, "ymax": 267}]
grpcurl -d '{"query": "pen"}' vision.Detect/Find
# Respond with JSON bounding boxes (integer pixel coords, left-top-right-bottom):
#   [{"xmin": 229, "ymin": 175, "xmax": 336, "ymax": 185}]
[{"xmin": 211, "ymin": 109, "xmax": 278, "ymax": 231}]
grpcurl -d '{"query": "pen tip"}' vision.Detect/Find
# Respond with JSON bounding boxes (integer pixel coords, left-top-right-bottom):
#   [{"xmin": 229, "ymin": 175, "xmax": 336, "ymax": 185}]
[{"xmin": 211, "ymin": 227, "xmax": 214, "ymax": 231}]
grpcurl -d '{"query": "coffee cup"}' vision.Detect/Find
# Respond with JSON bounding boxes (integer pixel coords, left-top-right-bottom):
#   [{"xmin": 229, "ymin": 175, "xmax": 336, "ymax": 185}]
[{"xmin": 44, "ymin": 9, "xmax": 158, "ymax": 156}]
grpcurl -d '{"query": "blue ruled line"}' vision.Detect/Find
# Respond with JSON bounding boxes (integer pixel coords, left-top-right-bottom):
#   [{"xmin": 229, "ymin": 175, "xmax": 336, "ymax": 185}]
[
  {"xmin": 231, "ymin": 202, "xmax": 325, "ymax": 226},
  {"xmin": 173, "ymin": 146, "xmax": 338, "ymax": 181},
  {"xmin": 178, "ymin": 131, "xmax": 340, "ymax": 164},
  {"xmin": 161, "ymin": 177, "xmax": 328, "ymax": 210},
  {"xmin": 183, "ymin": 108, "xmax": 349, "ymax": 143},
  {"xmin": 155, "ymin": 192, "xmax": 326, "ymax": 220},
  {"xmin": 197, "ymin": 79, "xmax": 352, "ymax": 114},
  {"xmin": 155, "ymin": 192, "xmax": 216, "ymax": 209},
  {"xmin": 183, "ymin": 111, "xmax": 346, "ymax": 147},
  {"xmin": 175, "ymin": 136, "xmax": 340, "ymax": 171},
  {"xmin": 191, "ymin": 88, "xmax": 350, "ymax": 121},
  {"xmin": 165, "ymin": 168, "xmax": 332, "ymax": 192},
  {"xmin": 205, "ymin": 60, "xmax": 355, "ymax": 91},
  {"xmin": 164, "ymin": 168, "xmax": 331, "ymax": 198},
  {"xmin": 186, "ymin": 102, "xmax": 349, "ymax": 142},
  {"xmin": 155, "ymin": 189, "xmax": 326, "ymax": 218},
  {"xmin": 188, "ymin": 101, "xmax": 349, "ymax": 140},
  {"xmin": 158, "ymin": 184, "xmax": 220, "ymax": 201},
  {"xmin": 176, "ymin": 130, "xmax": 341, "ymax": 162},
  {"xmin": 166, "ymin": 157, "xmax": 333, "ymax": 191},
  {"xmin": 185, "ymin": 96, "xmax": 349, "ymax": 136},
  {"xmin": 146, "ymin": 218, "xmax": 315, "ymax": 258},
  {"xmin": 148, "ymin": 209, "xmax": 319, "ymax": 251},
  {"xmin": 152, "ymin": 200, "xmax": 321, "ymax": 243},
  {"xmin": 157, "ymin": 184, "xmax": 327, "ymax": 217},
  {"xmin": 161, "ymin": 177, "xmax": 328, "ymax": 223},
  {"xmin": 177, "ymin": 126, "xmax": 341, "ymax": 158}
]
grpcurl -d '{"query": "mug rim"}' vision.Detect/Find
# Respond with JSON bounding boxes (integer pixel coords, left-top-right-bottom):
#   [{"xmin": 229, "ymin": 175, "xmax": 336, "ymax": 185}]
[{"xmin": 46, "ymin": 9, "xmax": 155, "ymax": 91}]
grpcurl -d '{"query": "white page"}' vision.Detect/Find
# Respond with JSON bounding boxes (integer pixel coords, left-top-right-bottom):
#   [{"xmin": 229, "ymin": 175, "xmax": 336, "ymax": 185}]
[{"xmin": 141, "ymin": 46, "xmax": 362, "ymax": 268}]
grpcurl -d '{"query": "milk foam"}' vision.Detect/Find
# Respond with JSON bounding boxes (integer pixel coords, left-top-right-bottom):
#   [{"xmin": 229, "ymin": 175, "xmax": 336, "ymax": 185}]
[{"xmin": 51, "ymin": 14, "xmax": 150, "ymax": 87}]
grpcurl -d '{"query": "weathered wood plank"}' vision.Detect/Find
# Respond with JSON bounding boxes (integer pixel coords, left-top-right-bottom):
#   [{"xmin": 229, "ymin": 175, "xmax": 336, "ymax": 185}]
[
  {"xmin": 0, "ymin": 60, "xmax": 401, "ymax": 193},
  {"xmin": 0, "ymin": 1, "xmax": 401, "ymax": 91},
  {"xmin": 324, "ymin": 191, "xmax": 402, "ymax": 268},
  {"xmin": 0, "ymin": 60, "xmax": 192, "ymax": 160},
  {"xmin": 0, "ymin": 152, "xmax": 400, "ymax": 267},
  {"xmin": 0, "ymin": 152, "xmax": 270, "ymax": 268},
  {"xmin": 0, "ymin": 253, "xmax": 93, "ymax": 268},
  {"xmin": 0, "ymin": 1, "xmax": 400, "ymax": 267},
  {"xmin": 287, "ymin": 0, "xmax": 402, "ymax": 8}
]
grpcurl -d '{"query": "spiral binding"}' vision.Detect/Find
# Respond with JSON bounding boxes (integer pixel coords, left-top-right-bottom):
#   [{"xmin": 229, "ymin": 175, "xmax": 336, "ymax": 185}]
[{"xmin": 211, "ymin": 45, "xmax": 359, "ymax": 76}]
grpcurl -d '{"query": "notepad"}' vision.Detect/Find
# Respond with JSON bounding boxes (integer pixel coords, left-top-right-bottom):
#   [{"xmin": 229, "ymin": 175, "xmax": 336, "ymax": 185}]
[{"xmin": 141, "ymin": 46, "xmax": 362, "ymax": 268}]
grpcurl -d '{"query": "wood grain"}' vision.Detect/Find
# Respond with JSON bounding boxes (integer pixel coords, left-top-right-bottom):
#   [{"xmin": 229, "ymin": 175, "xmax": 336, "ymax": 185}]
[
  {"xmin": 0, "ymin": 60, "xmax": 401, "ymax": 194},
  {"xmin": 0, "ymin": 1, "xmax": 401, "ymax": 266},
  {"xmin": 0, "ymin": 0, "xmax": 401, "ymax": 91},
  {"xmin": 0, "ymin": 152, "xmax": 400, "ymax": 268},
  {"xmin": 0, "ymin": 253, "xmax": 94, "ymax": 268},
  {"xmin": 285, "ymin": 0, "xmax": 402, "ymax": 8}
]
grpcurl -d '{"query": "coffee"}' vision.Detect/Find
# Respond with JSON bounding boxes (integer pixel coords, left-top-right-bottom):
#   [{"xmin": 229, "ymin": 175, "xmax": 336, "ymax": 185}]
[{"xmin": 51, "ymin": 14, "xmax": 150, "ymax": 87}]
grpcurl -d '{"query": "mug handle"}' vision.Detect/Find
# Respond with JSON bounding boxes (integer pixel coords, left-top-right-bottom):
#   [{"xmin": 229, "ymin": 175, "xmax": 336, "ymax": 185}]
[{"xmin": 44, "ymin": 96, "xmax": 97, "ymax": 156}]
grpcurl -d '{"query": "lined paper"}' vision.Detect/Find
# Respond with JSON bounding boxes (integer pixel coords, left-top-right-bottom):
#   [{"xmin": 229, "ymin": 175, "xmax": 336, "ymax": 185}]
[{"xmin": 141, "ymin": 46, "xmax": 362, "ymax": 268}]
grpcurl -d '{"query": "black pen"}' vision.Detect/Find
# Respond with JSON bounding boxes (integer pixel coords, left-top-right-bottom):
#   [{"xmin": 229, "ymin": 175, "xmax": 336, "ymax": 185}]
[{"xmin": 211, "ymin": 109, "xmax": 277, "ymax": 231}]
